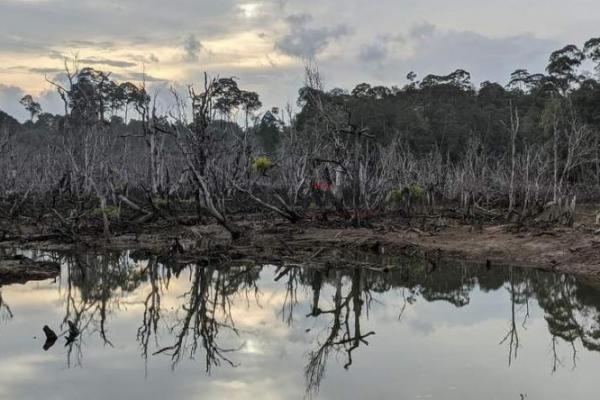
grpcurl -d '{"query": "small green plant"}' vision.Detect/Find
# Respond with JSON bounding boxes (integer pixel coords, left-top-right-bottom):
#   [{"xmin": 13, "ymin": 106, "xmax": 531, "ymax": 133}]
[
  {"xmin": 91, "ymin": 206, "xmax": 120, "ymax": 219},
  {"xmin": 409, "ymin": 183, "xmax": 423, "ymax": 200},
  {"xmin": 388, "ymin": 184, "xmax": 424, "ymax": 207},
  {"xmin": 389, "ymin": 188, "xmax": 406, "ymax": 205},
  {"xmin": 252, "ymin": 156, "xmax": 273, "ymax": 172}
]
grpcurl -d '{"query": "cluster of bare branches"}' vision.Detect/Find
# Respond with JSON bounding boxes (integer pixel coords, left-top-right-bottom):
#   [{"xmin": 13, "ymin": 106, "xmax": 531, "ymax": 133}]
[{"xmin": 1, "ymin": 62, "xmax": 599, "ymax": 242}]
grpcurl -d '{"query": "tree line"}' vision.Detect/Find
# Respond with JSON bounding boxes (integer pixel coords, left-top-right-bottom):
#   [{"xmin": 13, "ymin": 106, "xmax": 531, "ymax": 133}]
[{"xmin": 2, "ymin": 38, "xmax": 600, "ymax": 238}]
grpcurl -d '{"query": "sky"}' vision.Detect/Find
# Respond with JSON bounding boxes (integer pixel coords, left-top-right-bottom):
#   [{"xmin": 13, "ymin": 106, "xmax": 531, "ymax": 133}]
[{"xmin": 0, "ymin": 0, "xmax": 599, "ymax": 121}]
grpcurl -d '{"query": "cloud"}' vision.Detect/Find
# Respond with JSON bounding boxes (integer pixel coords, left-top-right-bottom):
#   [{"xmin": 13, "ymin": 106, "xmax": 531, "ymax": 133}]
[
  {"xmin": 45, "ymin": 52, "xmax": 139, "ymax": 69},
  {"xmin": 0, "ymin": 0, "xmax": 594, "ymax": 119},
  {"xmin": 404, "ymin": 24, "xmax": 558, "ymax": 82},
  {"xmin": 0, "ymin": 33, "xmax": 50, "ymax": 53},
  {"xmin": 37, "ymin": 89, "xmax": 65, "ymax": 116},
  {"xmin": 78, "ymin": 57, "xmax": 137, "ymax": 68},
  {"xmin": 126, "ymin": 53, "xmax": 160, "ymax": 64},
  {"xmin": 409, "ymin": 22, "xmax": 436, "ymax": 40},
  {"xmin": 28, "ymin": 67, "xmax": 65, "ymax": 74},
  {"xmin": 275, "ymin": 13, "xmax": 351, "ymax": 58},
  {"xmin": 0, "ymin": 0, "xmax": 243, "ymax": 44},
  {"xmin": 113, "ymin": 71, "xmax": 166, "ymax": 83},
  {"xmin": 358, "ymin": 34, "xmax": 404, "ymax": 64},
  {"xmin": 182, "ymin": 34, "xmax": 203, "ymax": 62},
  {"xmin": 0, "ymin": 84, "xmax": 65, "ymax": 121},
  {"xmin": 352, "ymin": 23, "xmax": 558, "ymax": 86},
  {"xmin": 62, "ymin": 39, "xmax": 116, "ymax": 50},
  {"xmin": 0, "ymin": 84, "xmax": 26, "ymax": 121},
  {"xmin": 0, "ymin": 65, "xmax": 65, "ymax": 76},
  {"xmin": 358, "ymin": 42, "xmax": 388, "ymax": 64},
  {"xmin": 48, "ymin": 50, "xmax": 66, "ymax": 60}
]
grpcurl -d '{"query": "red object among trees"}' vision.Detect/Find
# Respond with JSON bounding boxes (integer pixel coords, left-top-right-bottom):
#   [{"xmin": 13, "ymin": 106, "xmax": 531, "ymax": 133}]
[{"xmin": 312, "ymin": 182, "xmax": 332, "ymax": 191}]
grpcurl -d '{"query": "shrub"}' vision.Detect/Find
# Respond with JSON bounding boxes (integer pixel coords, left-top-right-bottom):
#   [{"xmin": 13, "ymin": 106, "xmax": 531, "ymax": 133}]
[
  {"xmin": 389, "ymin": 188, "xmax": 406, "ymax": 205},
  {"xmin": 388, "ymin": 184, "xmax": 424, "ymax": 206},
  {"xmin": 91, "ymin": 206, "xmax": 120, "ymax": 219},
  {"xmin": 409, "ymin": 184, "xmax": 423, "ymax": 200},
  {"xmin": 252, "ymin": 156, "xmax": 273, "ymax": 172}
]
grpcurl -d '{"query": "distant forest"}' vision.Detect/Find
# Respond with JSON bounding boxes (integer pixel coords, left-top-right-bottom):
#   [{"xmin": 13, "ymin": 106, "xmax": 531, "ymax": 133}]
[{"xmin": 1, "ymin": 38, "xmax": 600, "ymax": 235}]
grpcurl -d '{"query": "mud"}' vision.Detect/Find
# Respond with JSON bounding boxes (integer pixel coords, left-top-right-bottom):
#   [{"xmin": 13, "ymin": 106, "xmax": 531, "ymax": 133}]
[{"xmin": 2, "ymin": 211, "xmax": 600, "ymax": 278}]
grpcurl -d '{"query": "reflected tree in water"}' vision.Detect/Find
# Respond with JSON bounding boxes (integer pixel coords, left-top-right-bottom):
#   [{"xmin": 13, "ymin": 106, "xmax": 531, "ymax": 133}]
[
  {"xmin": 303, "ymin": 268, "xmax": 375, "ymax": 397},
  {"xmin": 0, "ymin": 290, "xmax": 12, "ymax": 322},
  {"xmin": 532, "ymin": 273, "xmax": 600, "ymax": 371},
  {"xmin": 137, "ymin": 256, "xmax": 166, "ymax": 366},
  {"xmin": 153, "ymin": 264, "xmax": 261, "ymax": 373},
  {"xmin": 276, "ymin": 265, "xmax": 301, "ymax": 325},
  {"xmin": 59, "ymin": 251, "xmax": 145, "ymax": 366},
  {"xmin": 499, "ymin": 267, "xmax": 534, "ymax": 366},
  {"xmin": 24, "ymin": 249, "xmax": 600, "ymax": 390}
]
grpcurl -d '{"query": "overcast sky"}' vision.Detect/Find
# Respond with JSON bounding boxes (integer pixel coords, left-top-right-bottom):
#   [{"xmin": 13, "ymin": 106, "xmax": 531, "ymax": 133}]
[{"xmin": 0, "ymin": 0, "xmax": 599, "ymax": 120}]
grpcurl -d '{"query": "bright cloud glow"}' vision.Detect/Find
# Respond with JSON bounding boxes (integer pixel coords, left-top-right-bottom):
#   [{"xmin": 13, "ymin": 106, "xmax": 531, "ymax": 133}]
[
  {"xmin": 0, "ymin": 0, "xmax": 599, "ymax": 121},
  {"xmin": 239, "ymin": 3, "xmax": 260, "ymax": 18}
]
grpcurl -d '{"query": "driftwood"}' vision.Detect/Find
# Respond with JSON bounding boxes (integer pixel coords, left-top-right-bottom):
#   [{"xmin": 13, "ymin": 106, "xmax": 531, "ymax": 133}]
[{"xmin": 42, "ymin": 325, "xmax": 58, "ymax": 351}]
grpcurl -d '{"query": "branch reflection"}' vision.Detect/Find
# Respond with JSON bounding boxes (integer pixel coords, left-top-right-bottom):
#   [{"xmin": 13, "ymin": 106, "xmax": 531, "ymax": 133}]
[{"xmin": 10, "ymin": 249, "xmax": 600, "ymax": 394}]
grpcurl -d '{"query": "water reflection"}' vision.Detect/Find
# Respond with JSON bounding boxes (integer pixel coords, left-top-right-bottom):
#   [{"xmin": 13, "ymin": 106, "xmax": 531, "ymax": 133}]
[
  {"xmin": 152, "ymin": 264, "xmax": 259, "ymax": 373},
  {"xmin": 0, "ymin": 290, "xmax": 12, "ymax": 322},
  {"xmin": 2, "ymin": 250, "xmax": 600, "ymax": 399}
]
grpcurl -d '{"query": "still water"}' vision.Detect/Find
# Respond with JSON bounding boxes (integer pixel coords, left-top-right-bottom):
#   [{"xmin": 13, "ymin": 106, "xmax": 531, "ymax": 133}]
[{"xmin": 1, "ymin": 250, "xmax": 599, "ymax": 399}]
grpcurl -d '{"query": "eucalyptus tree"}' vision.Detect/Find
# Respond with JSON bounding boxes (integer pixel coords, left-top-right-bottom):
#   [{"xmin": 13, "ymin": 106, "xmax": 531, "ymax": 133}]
[
  {"xmin": 19, "ymin": 95, "xmax": 42, "ymax": 121},
  {"xmin": 546, "ymin": 44, "xmax": 585, "ymax": 93},
  {"xmin": 584, "ymin": 37, "xmax": 600, "ymax": 74}
]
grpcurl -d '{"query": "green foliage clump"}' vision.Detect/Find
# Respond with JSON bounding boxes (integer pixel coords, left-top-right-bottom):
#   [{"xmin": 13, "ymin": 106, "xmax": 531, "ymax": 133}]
[
  {"xmin": 91, "ymin": 206, "xmax": 120, "ymax": 219},
  {"xmin": 389, "ymin": 188, "xmax": 406, "ymax": 205},
  {"xmin": 409, "ymin": 184, "xmax": 424, "ymax": 199},
  {"xmin": 389, "ymin": 184, "xmax": 424, "ymax": 205},
  {"xmin": 252, "ymin": 156, "xmax": 273, "ymax": 172}
]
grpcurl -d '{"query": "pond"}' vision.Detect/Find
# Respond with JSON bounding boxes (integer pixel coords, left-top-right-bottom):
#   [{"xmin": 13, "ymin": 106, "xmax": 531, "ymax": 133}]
[{"xmin": 0, "ymin": 249, "xmax": 599, "ymax": 399}]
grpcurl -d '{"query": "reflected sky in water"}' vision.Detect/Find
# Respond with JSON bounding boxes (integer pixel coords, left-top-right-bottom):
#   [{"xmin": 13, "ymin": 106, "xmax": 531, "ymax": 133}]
[{"xmin": 1, "ymin": 250, "xmax": 600, "ymax": 400}]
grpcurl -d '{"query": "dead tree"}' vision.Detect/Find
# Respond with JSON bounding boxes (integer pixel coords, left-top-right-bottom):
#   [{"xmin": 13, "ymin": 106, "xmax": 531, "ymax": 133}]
[
  {"xmin": 170, "ymin": 75, "xmax": 245, "ymax": 239},
  {"xmin": 302, "ymin": 64, "xmax": 379, "ymax": 224},
  {"xmin": 504, "ymin": 100, "xmax": 520, "ymax": 214}
]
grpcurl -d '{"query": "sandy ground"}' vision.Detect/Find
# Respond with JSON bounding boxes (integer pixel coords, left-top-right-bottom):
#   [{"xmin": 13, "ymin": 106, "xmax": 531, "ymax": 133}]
[{"xmin": 293, "ymin": 224, "xmax": 600, "ymax": 276}]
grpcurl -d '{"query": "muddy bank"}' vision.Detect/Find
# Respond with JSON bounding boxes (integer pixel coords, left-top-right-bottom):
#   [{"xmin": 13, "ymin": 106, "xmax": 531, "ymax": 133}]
[
  {"xmin": 291, "ymin": 224, "xmax": 600, "ymax": 276},
  {"xmin": 2, "ymin": 214, "xmax": 600, "ymax": 277},
  {"xmin": 0, "ymin": 255, "xmax": 60, "ymax": 285}
]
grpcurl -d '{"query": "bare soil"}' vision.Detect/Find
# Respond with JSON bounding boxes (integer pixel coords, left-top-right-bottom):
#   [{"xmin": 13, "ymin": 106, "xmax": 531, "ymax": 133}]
[
  {"xmin": 294, "ymin": 224, "xmax": 600, "ymax": 276},
  {"xmin": 2, "ymin": 207, "xmax": 600, "ymax": 278}
]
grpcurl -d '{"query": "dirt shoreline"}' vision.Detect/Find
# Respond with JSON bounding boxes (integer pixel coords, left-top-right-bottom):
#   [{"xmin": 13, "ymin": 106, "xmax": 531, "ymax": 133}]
[
  {"xmin": 297, "ymin": 224, "xmax": 600, "ymax": 276},
  {"xmin": 2, "ymin": 214, "xmax": 600, "ymax": 278}
]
